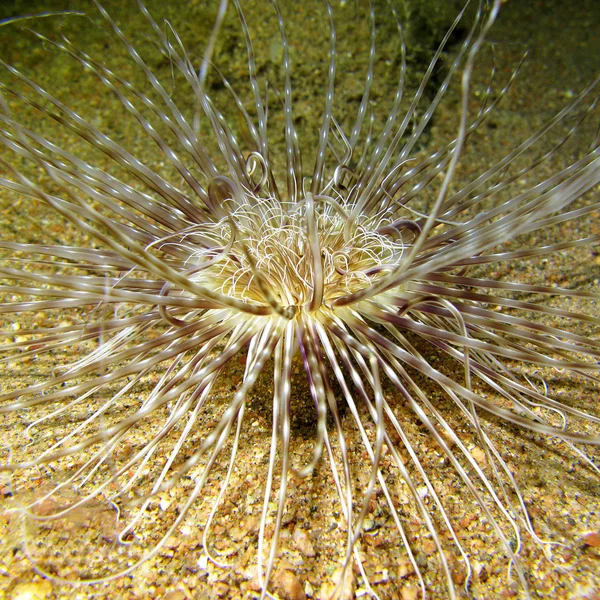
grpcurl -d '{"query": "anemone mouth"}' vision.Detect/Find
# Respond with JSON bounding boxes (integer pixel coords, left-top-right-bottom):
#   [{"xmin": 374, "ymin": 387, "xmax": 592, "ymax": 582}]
[
  {"xmin": 0, "ymin": 0, "xmax": 599, "ymax": 598},
  {"xmin": 178, "ymin": 190, "xmax": 413, "ymax": 315}
]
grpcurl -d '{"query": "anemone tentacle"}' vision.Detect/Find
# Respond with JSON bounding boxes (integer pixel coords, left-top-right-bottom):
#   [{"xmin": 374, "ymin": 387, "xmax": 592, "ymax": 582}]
[{"xmin": 0, "ymin": 0, "xmax": 599, "ymax": 598}]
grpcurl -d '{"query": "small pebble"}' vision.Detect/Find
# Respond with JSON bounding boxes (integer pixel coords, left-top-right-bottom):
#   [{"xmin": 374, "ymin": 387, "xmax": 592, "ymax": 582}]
[
  {"xmin": 581, "ymin": 531, "xmax": 600, "ymax": 548},
  {"xmin": 11, "ymin": 580, "xmax": 53, "ymax": 600},
  {"xmin": 293, "ymin": 527, "xmax": 316, "ymax": 557},
  {"xmin": 319, "ymin": 568, "xmax": 354, "ymax": 600},
  {"xmin": 275, "ymin": 569, "xmax": 306, "ymax": 600},
  {"xmin": 400, "ymin": 586, "xmax": 418, "ymax": 600}
]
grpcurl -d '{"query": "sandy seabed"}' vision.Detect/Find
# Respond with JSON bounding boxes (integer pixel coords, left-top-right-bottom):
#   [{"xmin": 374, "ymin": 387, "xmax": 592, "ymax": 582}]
[{"xmin": 0, "ymin": 0, "xmax": 599, "ymax": 598}]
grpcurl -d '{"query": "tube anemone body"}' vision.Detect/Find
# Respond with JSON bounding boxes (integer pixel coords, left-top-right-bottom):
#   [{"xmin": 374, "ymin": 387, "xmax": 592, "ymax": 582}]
[{"xmin": 0, "ymin": 0, "xmax": 599, "ymax": 598}]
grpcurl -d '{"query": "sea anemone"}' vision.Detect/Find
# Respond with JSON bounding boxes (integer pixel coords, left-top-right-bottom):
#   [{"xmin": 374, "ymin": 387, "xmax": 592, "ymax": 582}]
[{"xmin": 0, "ymin": 0, "xmax": 599, "ymax": 598}]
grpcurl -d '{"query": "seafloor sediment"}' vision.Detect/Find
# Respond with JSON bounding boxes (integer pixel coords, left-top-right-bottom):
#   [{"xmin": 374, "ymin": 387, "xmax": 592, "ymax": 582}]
[{"xmin": 0, "ymin": 0, "xmax": 598, "ymax": 598}]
